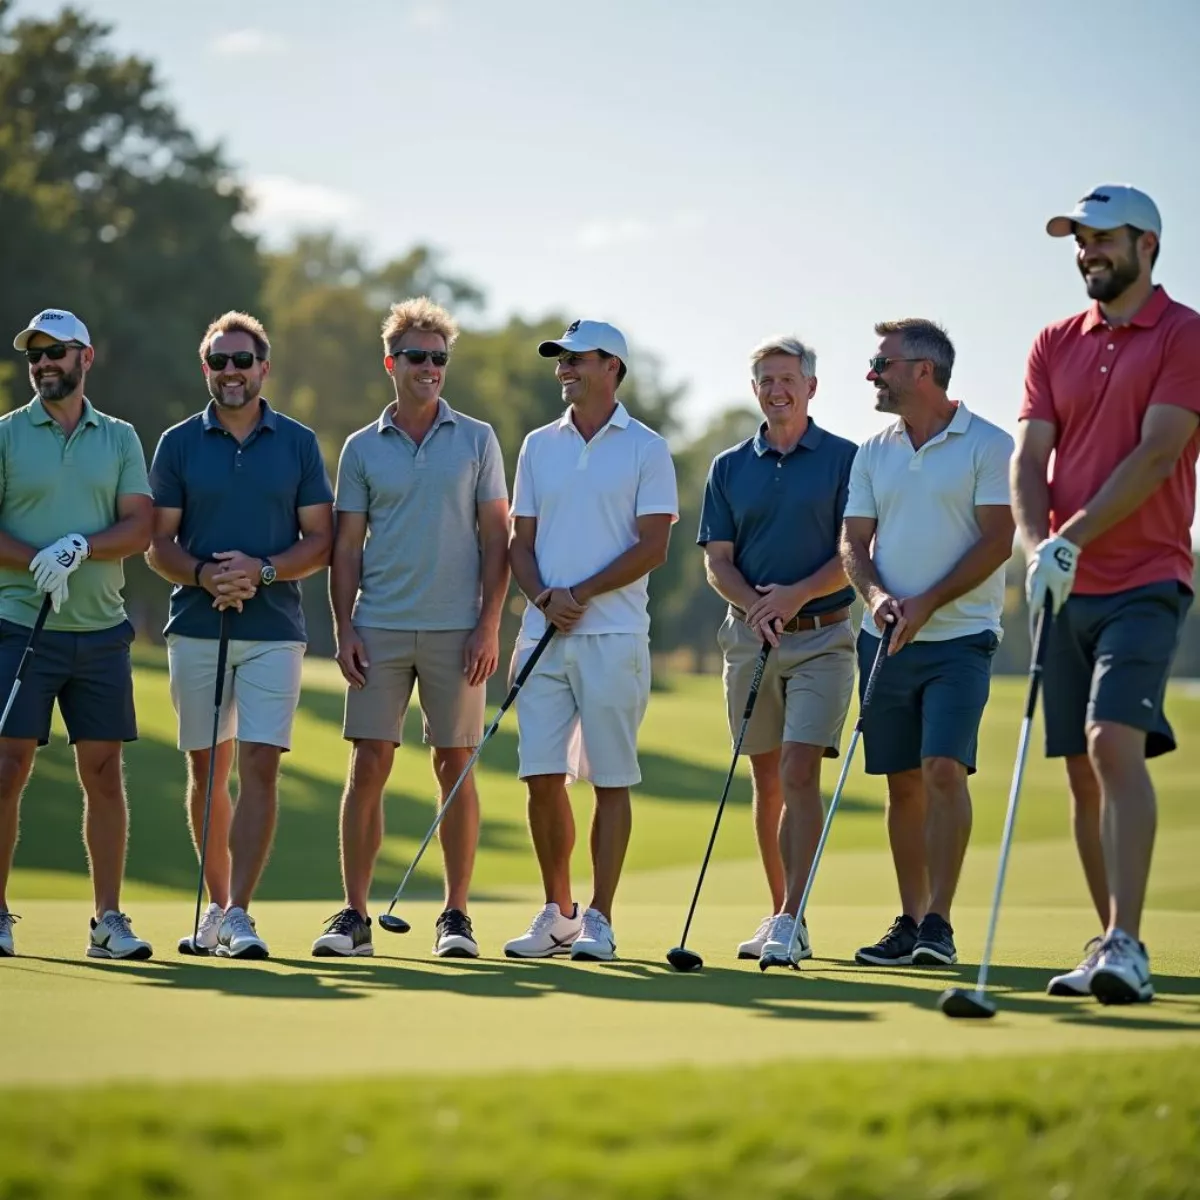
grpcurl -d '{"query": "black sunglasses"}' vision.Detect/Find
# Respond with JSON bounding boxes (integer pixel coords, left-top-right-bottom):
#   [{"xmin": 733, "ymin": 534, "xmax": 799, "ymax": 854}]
[
  {"xmin": 25, "ymin": 343, "xmax": 82, "ymax": 365},
  {"xmin": 205, "ymin": 350, "xmax": 261, "ymax": 371},
  {"xmin": 392, "ymin": 348, "xmax": 449, "ymax": 367},
  {"xmin": 868, "ymin": 355, "xmax": 924, "ymax": 374}
]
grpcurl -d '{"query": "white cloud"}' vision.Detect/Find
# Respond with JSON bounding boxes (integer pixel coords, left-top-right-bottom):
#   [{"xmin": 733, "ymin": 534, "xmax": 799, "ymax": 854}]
[
  {"xmin": 210, "ymin": 29, "xmax": 287, "ymax": 57},
  {"xmin": 569, "ymin": 210, "xmax": 709, "ymax": 251},
  {"xmin": 242, "ymin": 175, "xmax": 362, "ymax": 229}
]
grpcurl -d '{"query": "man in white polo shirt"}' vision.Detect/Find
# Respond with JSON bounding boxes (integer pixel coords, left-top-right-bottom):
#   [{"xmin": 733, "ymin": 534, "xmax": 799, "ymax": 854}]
[
  {"xmin": 504, "ymin": 320, "xmax": 678, "ymax": 962},
  {"xmin": 840, "ymin": 319, "xmax": 1015, "ymax": 969}
]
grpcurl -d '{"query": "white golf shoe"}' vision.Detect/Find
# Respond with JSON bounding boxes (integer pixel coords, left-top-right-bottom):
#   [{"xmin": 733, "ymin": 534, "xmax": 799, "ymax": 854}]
[
  {"xmin": 1090, "ymin": 930, "xmax": 1154, "ymax": 1005},
  {"xmin": 571, "ymin": 908, "xmax": 617, "ymax": 961},
  {"xmin": 0, "ymin": 910, "xmax": 18, "ymax": 957},
  {"xmin": 503, "ymin": 902, "xmax": 581, "ymax": 959},
  {"xmin": 736, "ymin": 915, "xmax": 775, "ymax": 960},
  {"xmin": 87, "ymin": 911, "xmax": 153, "ymax": 960},
  {"xmin": 216, "ymin": 907, "xmax": 269, "ymax": 960},
  {"xmin": 758, "ymin": 912, "xmax": 812, "ymax": 967},
  {"xmin": 1046, "ymin": 936, "xmax": 1104, "ymax": 997},
  {"xmin": 178, "ymin": 901, "xmax": 224, "ymax": 955}
]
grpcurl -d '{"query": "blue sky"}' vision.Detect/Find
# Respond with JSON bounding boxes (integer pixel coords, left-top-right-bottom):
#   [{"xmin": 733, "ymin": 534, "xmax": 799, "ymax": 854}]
[{"xmin": 54, "ymin": 0, "xmax": 1200, "ymax": 447}]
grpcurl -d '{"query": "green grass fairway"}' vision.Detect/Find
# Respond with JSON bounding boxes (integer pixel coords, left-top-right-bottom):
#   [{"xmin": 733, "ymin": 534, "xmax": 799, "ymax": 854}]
[{"xmin": 3, "ymin": 655, "xmax": 1200, "ymax": 1196}]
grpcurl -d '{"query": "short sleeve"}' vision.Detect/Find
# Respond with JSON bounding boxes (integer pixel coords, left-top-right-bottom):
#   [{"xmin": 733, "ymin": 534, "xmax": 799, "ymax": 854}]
[
  {"xmin": 512, "ymin": 436, "xmax": 537, "ymax": 519},
  {"xmin": 842, "ymin": 446, "xmax": 876, "ymax": 520},
  {"xmin": 476, "ymin": 427, "xmax": 508, "ymax": 503},
  {"xmin": 696, "ymin": 456, "xmax": 735, "ymax": 546},
  {"xmin": 117, "ymin": 423, "xmax": 152, "ymax": 498},
  {"xmin": 833, "ymin": 442, "xmax": 856, "ymax": 529},
  {"xmin": 1148, "ymin": 319, "xmax": 1200, "ymax": 416},
  {"xmin": 148, "ymin": 430, "xmax": 183, "ymax": 508},
  {"xmin": 297, "ymin": 429, "xmax": 335, "ymax": 508},
  {"xmin": 974, "ymin": 430, "xmax": 1015, "ymax": 507},
  {"xmin": 1018, "ymin": 328, "xmax": 1057, "ymax": 425},
  {"xmin": 635, "ymin": 436, "xmax": 679, "ymax": 520},
  {"xmin": 334, "ymin": 437, "xmax": 369, "ymax": 513}
]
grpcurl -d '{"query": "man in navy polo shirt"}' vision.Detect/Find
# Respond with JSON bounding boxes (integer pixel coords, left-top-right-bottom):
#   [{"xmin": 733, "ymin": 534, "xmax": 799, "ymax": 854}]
[
  {"xmin": 698, "ymin": 335, "xmax": 858, "ymax": 968},
  {"xmin": 147, "ymin": 311, "xmax": 333, "ymax": 959}
]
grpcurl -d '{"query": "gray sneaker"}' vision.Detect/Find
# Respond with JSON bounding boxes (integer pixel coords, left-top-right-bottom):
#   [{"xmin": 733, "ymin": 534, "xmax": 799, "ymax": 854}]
[{"xmin": 0, "ymin": 910, "xmax": 18, "ymax": 957}]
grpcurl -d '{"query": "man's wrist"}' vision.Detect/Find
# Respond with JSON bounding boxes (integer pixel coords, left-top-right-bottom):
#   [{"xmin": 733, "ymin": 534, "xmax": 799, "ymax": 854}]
[{"xmin": 194, "ymin": 559, "xmax": 210, "ymax": 588}]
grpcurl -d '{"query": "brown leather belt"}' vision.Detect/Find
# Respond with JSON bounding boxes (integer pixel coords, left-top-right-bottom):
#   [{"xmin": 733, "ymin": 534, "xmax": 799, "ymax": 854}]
[{"xmin": 730, "ymin": 604, "xmax": 851, "ymax": 633}]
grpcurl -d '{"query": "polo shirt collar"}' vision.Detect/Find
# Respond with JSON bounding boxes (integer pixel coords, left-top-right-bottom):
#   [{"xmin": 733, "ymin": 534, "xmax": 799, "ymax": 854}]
[
  {"xmin": 889, "ymin": 400, "xmax": 972, "ymax": 445},
  {"xmin": 1081, "ymin": 284, "xmax": 1171, "ymax": 333},
  {"xmin": 377, "ymin": 397, "xmax": 456, "ymax": 433},
  {"xmin": 753, "ymin": 417, "xmax": 825, "ymax": 458},
  {"xmin": 202, "ymin": 397, "xmax": 277, "ymax": 432},
  {"xmin": 28, "ymin": 395, "xmax": 100, "ymax": 427},
  {"xmin": 558, "ymin": 401, "xmax": 630, "ymax": 434}
]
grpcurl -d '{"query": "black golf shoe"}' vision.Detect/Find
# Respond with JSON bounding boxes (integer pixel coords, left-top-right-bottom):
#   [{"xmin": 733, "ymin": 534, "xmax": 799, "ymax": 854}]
[
  {"xmin": 912, "ymin": 913, "xmax": 958, "ymax": 965},
  {"xmin": 434, "ymin": 908, "xmax": 479, "ymax": 958},
  {"xmin": 312, "ymin": 907, "xmax": 374, "ymax": 957},
  {"xmin": 854, "ymin": 914, "xmax": 919, "ymax": 966}
]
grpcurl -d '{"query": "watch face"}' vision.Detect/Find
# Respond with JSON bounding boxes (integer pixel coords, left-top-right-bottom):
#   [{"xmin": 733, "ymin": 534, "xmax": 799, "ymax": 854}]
[{"xmin": 261, "ymin": 563, "xmax": 277, "ymax": 585}]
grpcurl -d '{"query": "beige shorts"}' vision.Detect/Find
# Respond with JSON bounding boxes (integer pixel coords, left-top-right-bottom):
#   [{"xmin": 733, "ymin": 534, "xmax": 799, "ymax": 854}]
[
  {"xmin": 719, "ymin": 612, "xmax": 856, "ymax": 758},
  {"xmin": 343, "ymin": 626, "xmax": 485, "ymax": 747},
  {"xmin": 167, "ymin": 636, "xmax": 305, "ymax": 752},
  {"xmin": 512, "ymin": 632, "xmax": 651, "ymax": 788}
]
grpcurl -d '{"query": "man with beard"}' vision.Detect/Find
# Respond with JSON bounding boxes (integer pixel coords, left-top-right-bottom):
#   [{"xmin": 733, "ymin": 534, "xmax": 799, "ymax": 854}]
[
  {"xmin": 698, "ymin": 335, "xmax": 858, "ymax": 967},
  {"xmin": 146, "ymin": 311, "xmax": 333, "ymax": 959},
  {"xmin": 1012, "ymin": 186, "xmax": 1200, "ymax": 1005},
  {"xmin": 840, "ymin": 319, "xmax": 1014, "ymax": 969},
  {"xmin": 0, "ymin": 308, "xmax": 154, "ymax": 959}
]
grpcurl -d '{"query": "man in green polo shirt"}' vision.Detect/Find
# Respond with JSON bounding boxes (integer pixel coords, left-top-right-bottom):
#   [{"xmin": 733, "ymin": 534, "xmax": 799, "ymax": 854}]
[{"xmin": 0, "ymin": 307, "xmax": 154, "ymax": 960}]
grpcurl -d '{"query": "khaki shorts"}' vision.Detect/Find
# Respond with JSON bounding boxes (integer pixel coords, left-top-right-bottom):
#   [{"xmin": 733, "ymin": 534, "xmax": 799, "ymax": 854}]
[
  {"xmin": 167, "ymin": 635, "xmax": 305, "ymax": 752},
  {"xmin": 719, "ymin": 612, "xmax": 856, "ymax": 758},
  {"xmin": 512, "ymin": 632, "xmax": 651, "ymax": 787},
  {"xmin": 343, "ymin": 626, "xmax": 485, "ymax": 747}
]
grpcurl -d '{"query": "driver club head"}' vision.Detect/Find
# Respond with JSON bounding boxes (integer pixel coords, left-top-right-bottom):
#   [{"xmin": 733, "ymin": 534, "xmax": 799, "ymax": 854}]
[
  {"xmin": 938, "ymin": 986, "xmax": 997, "ymax": 1019},
  {"xmin": 758, "ymin": 952, "xmax": 798, "ymax": 973},
  {"xmin": 666, "ymin": 946, "xmax": 704, "ymax": 973},
  {"xmin": 377, "ymin": 913, "xmax": 411, "ymax": 935}
]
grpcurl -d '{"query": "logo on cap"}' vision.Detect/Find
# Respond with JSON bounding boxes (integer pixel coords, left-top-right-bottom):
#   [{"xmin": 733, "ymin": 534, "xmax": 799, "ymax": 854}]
[
  {"xmin": 565, "ymin": 320, "xmax": 580, "ymax": 334},
  {"xmin": 39, "ymin": 311, "xmax": 66, "ymax": 321},
  {"xmin": 1080, "ymin": 193, "xmax": 1111, "ymax": 204}
]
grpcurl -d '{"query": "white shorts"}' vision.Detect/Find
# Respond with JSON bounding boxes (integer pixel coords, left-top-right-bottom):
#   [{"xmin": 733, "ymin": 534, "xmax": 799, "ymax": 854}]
[
  {"xmin": 512, "ymin": 632, "xmax": 651, "ymax": 788},
  {"xmin": 167, "ymin": 635, "xmax": 305, "ymax": 752}
]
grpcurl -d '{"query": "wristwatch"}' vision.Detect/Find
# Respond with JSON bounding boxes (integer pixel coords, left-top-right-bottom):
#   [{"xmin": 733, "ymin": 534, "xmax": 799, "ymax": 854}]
[
  {"xmin": 193, "ymin": 559, "xmax": 208, "ymax": 587},
  {"xmin": 259, "ymin": 558, "xmax": 277, "ymax": 587}
]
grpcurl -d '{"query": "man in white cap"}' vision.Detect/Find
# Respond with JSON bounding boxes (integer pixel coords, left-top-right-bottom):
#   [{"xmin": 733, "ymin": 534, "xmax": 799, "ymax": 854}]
[
  {"xmin": 504, "ymin": 320, "xmax": 678, "ymax": 961},
  {"xmin": 0, "ymin": 308, "xmax": 154, "ymax": 959},
  {"xmin": 1012, "ymin": 186, "xmax": 1200, "ymax": 1004}
]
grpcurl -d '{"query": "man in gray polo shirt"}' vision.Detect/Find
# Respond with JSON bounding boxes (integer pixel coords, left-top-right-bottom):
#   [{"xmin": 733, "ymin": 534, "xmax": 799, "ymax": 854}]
[
  {"xmin": 841, "ymin": 318, "xmax": 1015, "ymax": 969},
  {"xmin": 312, "ymin": 296, "xmax": 509, "ymax": 960},
  {"xmin": 1, "ymin": 307, "xmax": 154, "ymax": 961},
  {"xmin": 698, "ymin": 334, "xmax": 858, "ymax": 968},
  {"xmin": 148, "ymin": 310, "xmax": 334, "ymax": 960}
]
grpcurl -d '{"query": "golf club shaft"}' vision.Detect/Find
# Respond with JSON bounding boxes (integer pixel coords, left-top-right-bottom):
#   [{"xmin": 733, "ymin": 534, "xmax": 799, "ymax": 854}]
[
  {"xmin": 675, "ymin": 640, "xmax": 771, "ymax": 949},
  {"xmin": 782, "ymin": 620, "xmax": 893, "ymax": 957},
  {"xmin": 971, "ymin": 596, "xmax": 1053, "ymax": 997},
  {"xmin": 0, "ymin": 594, "xmax": 52, "ymax": 736},
  {"xmin": 191, "ymin": 609, "xmax": 231, "ymax": 946},
  {"xmin": 383, "ymin": 623, "xmax": 556, "ymax": 915}
]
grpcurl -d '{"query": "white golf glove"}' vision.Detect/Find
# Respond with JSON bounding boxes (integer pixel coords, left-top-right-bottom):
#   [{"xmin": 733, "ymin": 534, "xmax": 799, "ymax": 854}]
[
  {"xmin": 1026, "ymin": 534, "xmax": 1080, "ymax": 620},
  {"xmin": 48, "ymin": 575, "xmax": 71, "ymax": 614},
  {"xmin": 30, "ymin": 533, "xmax": 91, "ymax": 602}
]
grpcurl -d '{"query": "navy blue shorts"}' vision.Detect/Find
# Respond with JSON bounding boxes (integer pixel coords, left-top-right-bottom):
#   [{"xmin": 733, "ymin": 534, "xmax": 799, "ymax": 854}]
[
  {"xmin": 1043, "ymin": 581, "xmax": 1191, "ymax": 760},
  {"xmin": 0, "ymin": 619, "xmax": 138, "ymax": 745},
  {"xmin": 856, "ymin": 629, "xmax": 998, "ymax": 776}
]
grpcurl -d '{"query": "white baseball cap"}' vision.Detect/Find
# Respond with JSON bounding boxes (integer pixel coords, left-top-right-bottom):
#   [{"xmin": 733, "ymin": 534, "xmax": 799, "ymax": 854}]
[
  {"xmin": 13, "ymin": 308, "xmax": 92, "ymax": 351},
  {"xmin": 1046, "ymin": 185, "xmax": 1162, "ymax": 238},
  {"xmin": 538, "ymin": 319, "xmax": 629, "ymax": 362}
]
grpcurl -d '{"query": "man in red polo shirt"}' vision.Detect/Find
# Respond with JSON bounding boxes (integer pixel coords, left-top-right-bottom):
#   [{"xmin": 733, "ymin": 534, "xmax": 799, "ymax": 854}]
[{"xmin": 1013, "ymin": 184, "xmax": 1200, "ymax": 1005}]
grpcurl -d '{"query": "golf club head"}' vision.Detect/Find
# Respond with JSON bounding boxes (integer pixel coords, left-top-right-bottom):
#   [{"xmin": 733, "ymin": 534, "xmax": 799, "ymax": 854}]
[
  {"xmin": 177, "ymin": 936, "xmax": 211, "ymax": 957},
  {"xmin": 938, "ymin": 986, "xmax": 996, "ymax": 1019},
  {"xmin": 665, "ymin": 946, "xmax": 703, "ymax": 973},
  {"xmin": 758, "ymin": 952, "xmax": 798, "ymax": 973},
  {"xmin": 377, "ymin": 912, "xmax": 411, "ymax": 934}
]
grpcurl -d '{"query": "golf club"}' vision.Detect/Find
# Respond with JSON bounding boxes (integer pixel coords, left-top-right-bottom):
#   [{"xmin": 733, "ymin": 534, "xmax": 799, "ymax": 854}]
[
  {"xmin": 939, "ymin": 595, "xmax": 1053, "ymax": 1019},
  {"xmin": 378, "ymin": 623, "xmax": 557, "ymax": 934},
  {"xmin": 0, "ymin": 593, "xmax": 53, "ymax": 737},
  {"xmin": 666, "ymin": 639, "xmax": 771, "ymax": 973},
  {"xmin": 179, "ymin": 608, "xmax": 231, "ymax": 956},
  {"xmin": 760, "ymin": 618, "xmax": 893, "ymax": 971}
]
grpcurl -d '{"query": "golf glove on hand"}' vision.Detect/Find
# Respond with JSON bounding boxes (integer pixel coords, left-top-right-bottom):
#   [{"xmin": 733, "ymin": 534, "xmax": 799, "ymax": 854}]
[
  {"xmin": 48, "ymin": 575, "xmax": 71, "ymax": 614},
  {"xmin": 30, "ymin": 533, "xmax": 91, "ymax": 598},
  {"xmin": 1026, "ymin": 534, "xmax": 1080, "ymax": 622}
]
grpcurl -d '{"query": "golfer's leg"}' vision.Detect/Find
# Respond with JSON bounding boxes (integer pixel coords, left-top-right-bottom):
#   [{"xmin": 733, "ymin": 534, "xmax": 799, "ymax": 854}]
[
  {"xmin": 74, "ymin": 740, "xmax": 128, "ymax": 917},
  {"xmin": 432, "ymin": 747, "xmax": 478, "ymax": 913},
  {"xmin": 589, "ymin": 786, "xmax": 631, "ymax": 920},
  {"xmin": 229, "ymin": 741, "xmax": 283, "ymax": 910},
  {"xmin": 921, "ymin": 756, "xmax": 972, "ymax": 921},
  {"xmin": 886, "ymin": 769, "xmax": 929, "ymax": 920},
  {"xmin": 341, "ymin": 629, "xmax": 414, "ymax": 917},
  {"xmin": 1065, "ymin": 754, "xmax": 1109, "ymax": 927},
  {"xmin": 749, "ymin": 751, "xmax": 785, "ymax": 912},
  {"xmin": 186, "ymin": 743, "xmax": 235, "ymax": 909},
  {"xmin": 528, "ymin": 773, "xmax": 575, "ymax": 913},
  {"xmin": 0, "ymin": 740, "xmax": 37, "ymax": 911},
  {"xmin": 778, "ymin": 742, "xmax": 825, "ymax": 916}
]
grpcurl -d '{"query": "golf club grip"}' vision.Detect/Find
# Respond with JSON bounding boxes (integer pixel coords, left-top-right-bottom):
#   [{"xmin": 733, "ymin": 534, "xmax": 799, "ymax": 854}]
[
  {"xmin": 502, "ymin": 625, "xmax": 556, "ymax": 712},
  {"xmin": 859, "ymin": 621, "xmax": 893, "ymax": 713},
  {"xmin": 1024, "ymin": 595, "xmax": 1053, "ymax": 719},
  {"xmin": 10, "ymin": 593, "xmax": 54, "ymax": 687},
  {"xmin": 31, "ymin": 592, "xmax": 53, "ymax": 636},
  {"xmin": 213, "ymin": 610, "xmax": 231, "ymax": 707},
  {"xmin": 738, "ymin": 643, "xmax": 771, "ymax": 724}
]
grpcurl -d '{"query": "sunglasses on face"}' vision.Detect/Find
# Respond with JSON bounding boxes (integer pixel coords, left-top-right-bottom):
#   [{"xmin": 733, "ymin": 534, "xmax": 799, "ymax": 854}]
[
  {"xmin": 205, "ymin": 351, "xmax": 261, "ymax": 371},
  {"xmin": 868, "ymin": 355, "xmax": 923, "ymax": 374},
  {"xmin": 392, "ymin": 349, "xmax": 449, "ymax": 367},
  {"xmin": 26, "ymin": 343, "xmax": 81, "ymax": 364}
]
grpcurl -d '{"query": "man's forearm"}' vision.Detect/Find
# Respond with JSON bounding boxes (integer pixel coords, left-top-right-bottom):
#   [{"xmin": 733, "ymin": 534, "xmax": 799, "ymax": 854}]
[
  {"xmin": 269, "ymin": 531, "xmax": 333, "ymax": 582},
  {"xmin": 704, "ymin": 556, "xmax": 759, "ymax": 610},
  {"xmin": 509, "ymin": 540, "xmax": 545, "ymax": 606},
  {"xmin": 146, "ymin": 536, "xmax": 204, "ymax": 586},
  {"xmin": 1059, "ymin": 443, "xmax": 1177, "ymax": 549},
  {"xmin": 840, "ymin": 534, "xmax": 885, "ymax": 603},
  {"xmin": 0, "ymin": 531, "xmax": 37, "ymax": 571},
  {"xmin": 86, "ymin": 512, "xmax": 153, "ymax": 562},
  {"xmin": 1012, "ymin": 456, "xmax": 1052, "ymax": 556},
  {"xmin": 573, "ymin": 539, "xmax": 668, "ymax": 605},
  {"xmin": 920, "ymin": 534, "xmax": 1013, "ymax": 612},
  {"xmin": 797, "ymin": 553, "xmax": 849, "ymax": 603},
  {"xmin": 329, "ymin": 550, "xmax": 362, "ymax": 630},
  {"xmin": 478, "ymin": 534, "xmax": 510, "ymax": 628}
]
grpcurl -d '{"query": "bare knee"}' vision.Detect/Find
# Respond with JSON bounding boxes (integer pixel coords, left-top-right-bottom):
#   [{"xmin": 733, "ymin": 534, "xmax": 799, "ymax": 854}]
[
  {"xmin": 239, "ymin": 743, "xmax": 282, "ymax": 792},
  {"xmin": 779, "ymin": 745, "xmax": 822, "ymax": 801},
  {"xmin": 76, "ymin": 742, "xmax": 124, "ymax": 797},
  {"xmin": 432, "ymin": 747, "xmax": 472, "ymax": 788},
  {"xmin": 922, "ymin": 756, "xmax": 967, "ymax": 800},
  {"xmin": 349, "ymin": 740, "xmax": 394, "ymax": 794},
  {"xmin": 527, "ymin": 774, "xmax": 565, "ymax": 805},
  {"xmin": 0, "ymin": 741, "xmax": 36, "ymax": 798},
  {"xmin": 1086, "ymin": 722, "xmax": 1144, "ymax": 781},
  {"xmin": 1065, "ymin": 754, "xmax": 1100, "ymax": 812}
]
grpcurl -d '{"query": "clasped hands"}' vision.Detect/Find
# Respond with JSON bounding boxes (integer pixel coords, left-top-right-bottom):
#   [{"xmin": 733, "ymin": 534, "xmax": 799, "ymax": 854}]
[{"xmin": 198, "ymin": 549, "xmax": 260, "ymax": 612}]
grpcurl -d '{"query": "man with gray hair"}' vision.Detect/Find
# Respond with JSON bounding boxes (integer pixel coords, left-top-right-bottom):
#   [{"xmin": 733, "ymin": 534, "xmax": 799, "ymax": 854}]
[
  {"xmin": 841, "ymin": 319, "xmax": 1015, "ymax": 969},
  {"xmin": 698, "ymin": 335, "xmax": 858, "ymax": 967}
]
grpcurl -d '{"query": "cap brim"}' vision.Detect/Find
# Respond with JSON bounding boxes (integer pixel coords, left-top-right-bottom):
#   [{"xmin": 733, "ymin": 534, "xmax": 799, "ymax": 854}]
[
  {"xmin": 1045, "ymin": 215, "xmax": 1077, "ymax": 238},
  {"xmin": 1047, "ymin": 211, "xmax": 1131, "ymax": 237},
  {"xmin": 538, "ymin": 336, "xmax": 603, "ymax": 357},
  {"xmin": 12, "ymin": 330, "xmax": 35, "ymax": 351}
]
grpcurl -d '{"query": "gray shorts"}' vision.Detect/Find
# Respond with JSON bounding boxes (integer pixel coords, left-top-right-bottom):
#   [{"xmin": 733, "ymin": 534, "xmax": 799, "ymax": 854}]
[
  {"xmin": 856, "ymin": 628, "xmax": 998, "ymax": 776},
  {"xmin": 1043, "ymin": 581, "xmax": 1192, "ymax": 759}
]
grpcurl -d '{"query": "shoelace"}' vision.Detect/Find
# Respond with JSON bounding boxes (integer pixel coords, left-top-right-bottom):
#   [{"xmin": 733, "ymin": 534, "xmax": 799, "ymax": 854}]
[
  {"xmin": 1078, "ymin": 935, "xmax": 1104, "ymax": 969},
  {"xmin": 439, "ymin": 910, "xmax": 473, "ymax": 937},
  {"xmin": 225, "ymin": 911, "xmax": 256, "ymax": 940},
  {"xmin": 881, "ymin": 917, "xmax": 913, "ymax": 947},
  {"xmin": 767, "ymin": 914, "xmax": 794, "ymax": 943},
  {"xmin": 749, "ymin": 916, "xmax": 774, "ymax": 941},
  {"xmin": 198, "ymin": 905, "xmax": 223, "ymax": 934},
  {"xmin": 579, "ymin": 911, "xmax": 609, "ymax": 943},
  {"xmin": 103, "ymin": 912, "xmax": 136, "ymax": 940},
  {"xmin": 323, "ymin": 908, "xmax": 362, "ymax": 936},
  {"xmin": 0, "ymin": 911, "xmax": 19, "ymax": 931},
  {"xmin": 526, "ymin": 905, "xmax": 561, "ymax": 937}
]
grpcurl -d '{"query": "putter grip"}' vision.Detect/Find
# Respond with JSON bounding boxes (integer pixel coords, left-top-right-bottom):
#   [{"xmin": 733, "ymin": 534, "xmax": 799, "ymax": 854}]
[
  {"xmin": 739, "ymin": 643, "xmax": 771, "ymax": 721},
  {"xmin": 512, "ymin": 624, "xmax": 556, "ymax": 692},
  {"xmin": 31, "ymin": 593, "xmax": 52, "ymax": 636},
  {"xmin": 859, "ymin": 621, "xmax": 893, "ymax": 710},
  {"xmin": 1024, "ymin": 594, "xmax": 1054, "ymax": 719},
  {"xmin": 213, "ymin": 611, "xmax": 231, "ymax": 707}
]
